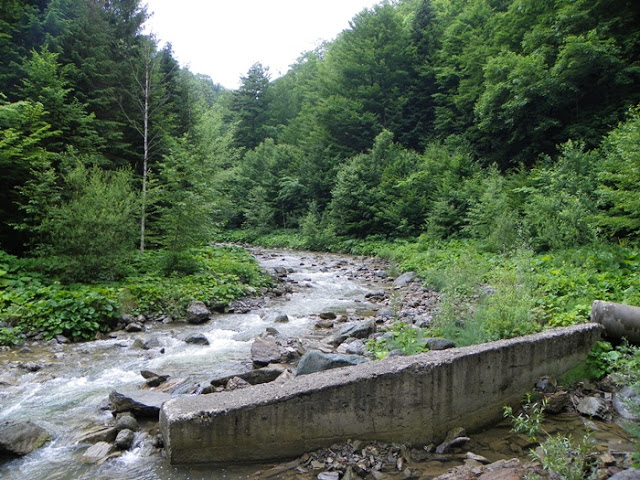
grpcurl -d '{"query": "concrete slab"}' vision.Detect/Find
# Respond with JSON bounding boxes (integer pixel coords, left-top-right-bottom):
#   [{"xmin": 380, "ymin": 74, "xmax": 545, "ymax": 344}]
[{"xmin": 160, "ymin": 323, "xmax": 602, "ymax": 465}]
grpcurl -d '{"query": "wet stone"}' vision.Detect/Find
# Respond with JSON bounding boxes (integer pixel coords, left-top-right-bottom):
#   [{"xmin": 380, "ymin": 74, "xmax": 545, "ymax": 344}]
[
  {"xmin": 81, "ymin": 441, "xmax": 115, "ymax": 463},
  {"xmin": 184, "ymin": 333, "xmax": 210, "ymax": 345},
  {"xmin": 115, "ymin": 414, "xmax": 139, "ymax": 432},
  {"xmin": 115, "ymin": 429, "xmax": 134, "ymax": 449}
]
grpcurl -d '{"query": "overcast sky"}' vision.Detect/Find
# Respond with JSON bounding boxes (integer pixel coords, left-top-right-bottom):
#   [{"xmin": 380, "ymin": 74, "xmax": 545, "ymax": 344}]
[{"xmin": 143, "ymin": 0, "xmax": 381, "ymax": 90}]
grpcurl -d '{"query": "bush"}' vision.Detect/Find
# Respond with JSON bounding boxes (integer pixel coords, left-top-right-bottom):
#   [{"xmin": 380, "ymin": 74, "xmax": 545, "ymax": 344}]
[{"xmin": 23, "ymin": 158, "xmax": 138, "ymax": 282}]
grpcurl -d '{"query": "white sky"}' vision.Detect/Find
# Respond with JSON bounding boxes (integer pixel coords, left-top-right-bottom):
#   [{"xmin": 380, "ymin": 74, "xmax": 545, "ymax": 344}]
[{"xmin": 143, "ymin": 0, "xmax": 381, "ymax": 90}]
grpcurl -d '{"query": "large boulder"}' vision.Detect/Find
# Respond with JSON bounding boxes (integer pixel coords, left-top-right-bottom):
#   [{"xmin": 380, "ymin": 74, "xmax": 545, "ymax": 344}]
[
  {"xmin": 0, "ymin": 420, "xmax": 50, "ymax": 457},
  {"xmin": 329, "ymin": 320, "xmax": 376, "ymax": 346},
  {"xmin": 251, "ymin": 337, "xmax": 282, "ymax": 367},
  {"xmin": 109, "ymin": 388, "xmax": 172, "ymax": 419},
  {"xmin": 295, "ymin": 350, "xmax": 368, "ymax": 376},
  {"xmin": 186, "ymin": 301, "xmax": 211, "ymax": 324}
]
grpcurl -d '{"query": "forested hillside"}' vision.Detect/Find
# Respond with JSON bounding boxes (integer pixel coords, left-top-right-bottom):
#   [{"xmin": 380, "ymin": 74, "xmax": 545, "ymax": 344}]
[{"xmin": 2, "ymin": 0, "xmax": 640, "ymax": 343}]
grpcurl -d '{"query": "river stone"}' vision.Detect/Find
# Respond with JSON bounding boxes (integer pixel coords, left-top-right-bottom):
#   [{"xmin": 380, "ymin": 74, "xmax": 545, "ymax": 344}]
[
  {"xmin": 184, "ymin": 333, "xmax": 210, "ymax": 345},
  {"xmin": 115, "ymin": 414, "xmax": 139, "ymax": 432},
  {"xmin": 577, "ymin": 396, "xmax": 608, "ymax": 419},
  {"xmin": 186, "ymin": 301, "xmax": 211, "ymax": 324},
  {"xmin": 81, "ymin": 441, "xmax": 115, "ymax": 463},
  {"xmin": 0, "ymin": 420, "xmax": 51, "ymax": 457},
  {"xmin": 319, "ymin": 312, "xmax": 337, "ymax": 320},
  {"xmin": 262, "ymin": 312, "xmax": 289, "ymax": 323},
  {"xmin": 125, "ymin": 322, "xmax": 144, "ymax": 332},
  {"xmin": 109, "ymin": 388, "xmax": 172, "ymax": 418},
  {"xmin": 424, "ymin": 338, "xmax": 456, "ymax": 351},
  {"xmin": 211, "ymin": 365, "xmax": 288, "ymax": 388},
  {"xmin": 316, "ymin": 319, "xmax": 334, "ymax": 329},
  {"xmin": 295, "ymin": 350, "xmax": 368, "ymax": 376},
  {"xmin": 318, "ymin": 472, "xmax": 340, "ymax": 480},
  {"xmin": 613, "ymin": 386, "xmax": 639, "ymax": 420},
  {"xmin": 115, "ymin": 429, "xmax": 135, "ymax": 450},
  {"xmin": 608, "ymin": 469, "xmax": 640, "ymax": 480},
  {"xmin": 375, "ymin": 308, "xmax": 394, "ymax": 319},
  {"xmin": 251, "ymin": 337, "xmax": 282, "ymax": 367},
  {"xmin": 337, "ymin": 339, "xmax": 366, "ymax": 356},
  {"xmin": 77, "ymin": 426, "xmax": 118, "ymax": 444},
  {"xmin": 393, "ymin": 272, "xmax": 417, "ymax": 286},
  {"xmin": 329, "ymin": 320, "xmax": 376, "ymax": 346}
]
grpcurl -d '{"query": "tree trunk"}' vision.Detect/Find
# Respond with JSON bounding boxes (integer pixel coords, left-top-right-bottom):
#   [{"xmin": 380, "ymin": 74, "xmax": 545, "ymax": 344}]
[{"xmin": 591, "ymin": 300, "xmax": 640, "ymax": 344}]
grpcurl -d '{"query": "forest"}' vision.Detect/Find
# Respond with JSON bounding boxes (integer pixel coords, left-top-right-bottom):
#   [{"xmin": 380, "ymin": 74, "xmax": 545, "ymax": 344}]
[{"xmin": 1, "ymin": 0, "xmax": 640, "ymax": 345}]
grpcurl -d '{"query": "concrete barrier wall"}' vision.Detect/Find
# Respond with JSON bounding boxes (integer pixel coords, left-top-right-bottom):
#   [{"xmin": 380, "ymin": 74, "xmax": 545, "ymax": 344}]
[{"xmin": 160, "ymin": 324, "xmax": 602, "ymax": 465}]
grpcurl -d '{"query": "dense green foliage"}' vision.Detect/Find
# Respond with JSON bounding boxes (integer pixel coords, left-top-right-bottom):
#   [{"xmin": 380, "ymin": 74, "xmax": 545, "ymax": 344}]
[
  {"xmin": 0, "ymin": 246, "xmax": 270, "ymax": 344},
  {"xmin": 2, "ymin": 0, "xmax": 640, "ymax": 344}
]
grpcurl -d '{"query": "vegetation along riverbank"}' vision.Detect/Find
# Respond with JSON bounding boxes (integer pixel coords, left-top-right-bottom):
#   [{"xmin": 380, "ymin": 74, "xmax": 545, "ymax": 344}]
[{"xmin": 2, "ymin": 0, "xmax": 640, "ymax": 478}]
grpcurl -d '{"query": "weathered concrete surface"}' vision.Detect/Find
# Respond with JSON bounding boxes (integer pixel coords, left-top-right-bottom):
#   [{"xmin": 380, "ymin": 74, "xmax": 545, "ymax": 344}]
[
  {"xmin": 591, "ymin": 300, "xmax": 640, "ymax": 343},
  {"xmin": 160, "ymin": 324, "xmax": 602, "ymax": 465}
]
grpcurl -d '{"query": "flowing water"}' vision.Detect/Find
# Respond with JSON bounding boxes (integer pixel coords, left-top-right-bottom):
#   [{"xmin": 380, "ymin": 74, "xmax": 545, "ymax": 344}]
[
  {"xmin": 0, "ymin": 249, "xmax": 636, "ymax": 480},
  {"xmin": 0, "ymin": 250, "xmax": 382, "ymax": 479}
]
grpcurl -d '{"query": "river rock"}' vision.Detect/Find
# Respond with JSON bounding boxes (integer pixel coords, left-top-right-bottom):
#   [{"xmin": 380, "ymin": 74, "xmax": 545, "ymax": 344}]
[
  {"xmin": 76, "ymin": 426, "xmax": 118, "ymax": 444},
  {"xmin": 613, "ymin": 386, "xmax": 639, "ymax": 420},
  {"xmin": 184, "ymin": 333, "xmax": 210, "ymax": 345},
  {"xmin": 211, "ymin": 365, "xmax": 288, "ymax": 388},
  {"xmin": 318, "ymin": 472, "xmax": 340, "ymax": 480},
  {"xmin": 393, "ymin": 272, "xmax": 417, "ymax": 286},
  {"xmin": 125, "ymin": 322, "xmax": 144, "ymax": 333},
  {"xmin": 329, "ymin": 320, "xmax": 376, "ymax": 346},
  {"xmin": 251, "ymin": 337, "xmax": 282, "ymax": 367},
  {"xmin": 81, "ymin": 441, "xmax": 115, "ymax": 463},
  {"xmin": 296, "ymin": 350, "xmax": 368, "ymax": 376},
  {"xmin": 261, "ymin": 312, "xmax": 289, "ymax": 324},
  {"xmin": 375, "ymin": 308, "xmax": 394, "ymax": 319},
  {"xmin": 0, "ymin": 420, "xmax": 51, "ymax": 457},
  {"xmin": 319, "ymin": 312, "xmax": 337, "ymax": 320},
  {"xmin": 608, "ymin": 469, "xmax": 640, "ymax": 480},
  {"xmin": 109, "ymin": 388, "xmax": 172, "ymax": 418},
  {"xmin": 337, "ymin": 339, "xmax": 366, "ymax": 356},
  {"xmin": 186, "ymin": 301, "xmax": 211, "ymax": 324},
  {"xmin": 577, "ymin": 396, "xmax": 609, "ymax": 419},
  {"xmin": 273, "ymin": 266, "xmax": 288, "ymax": 277},
  {"xmin": 424, "ymin": 338, "xmax": 456, "ymax": 351},
  {"xmin": 115, "ymin": 414, "xmax": 139, "ymax": 432},
  {"xmin": 543, "ymin": 391, "xmax": 570, "ymax": 414},
  {"xmin": 115, "ymin": 429, "xmax": 135, "ymax": 449},
  {"xmin": 225, "ymin": 376, "xmax": 250, "ymax": 391}
]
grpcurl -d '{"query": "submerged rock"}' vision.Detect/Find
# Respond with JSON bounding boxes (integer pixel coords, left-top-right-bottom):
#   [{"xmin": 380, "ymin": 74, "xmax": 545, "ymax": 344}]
[
  {"xmin": 81, "ymin": 441, "xmax": 115, "ymax": 464},
  {"xmin": 296, "ymin": 350, "xmax": 368, "ymax": 376},
  {"xmin": 0, "ymin": 420, "xmax": 50, "ymax": 457},
  {"xmin": 184, "ymin": 333, "xmax": 210, "ymax": 345}
]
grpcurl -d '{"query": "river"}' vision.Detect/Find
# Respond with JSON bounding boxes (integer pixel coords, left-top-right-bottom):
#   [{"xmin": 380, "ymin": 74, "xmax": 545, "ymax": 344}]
[{"xmin": 0, "ymin": 249, "xmax": 635, "ymax": 480}]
